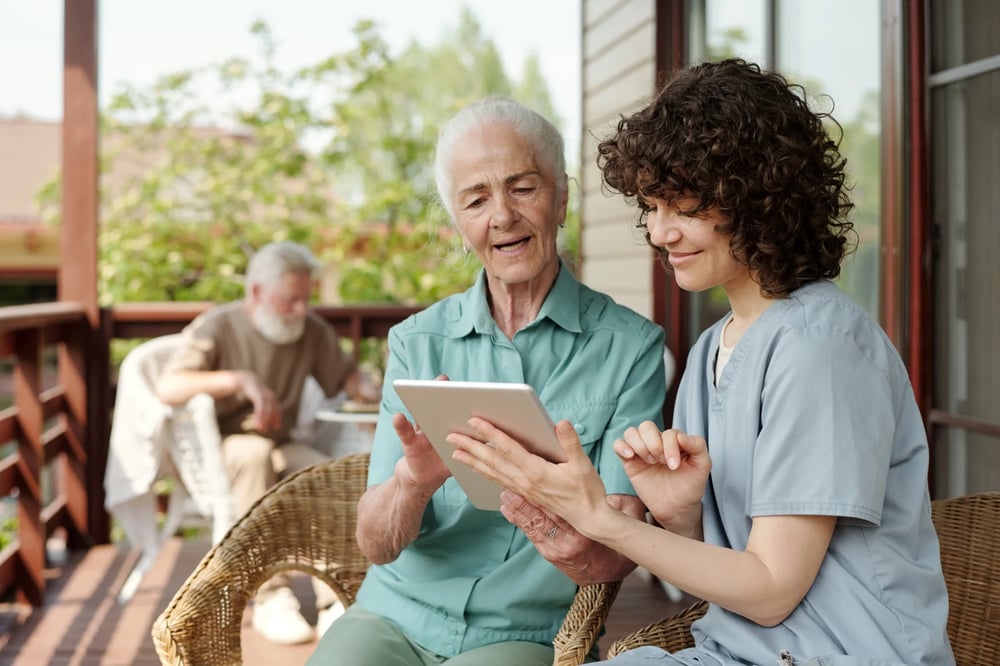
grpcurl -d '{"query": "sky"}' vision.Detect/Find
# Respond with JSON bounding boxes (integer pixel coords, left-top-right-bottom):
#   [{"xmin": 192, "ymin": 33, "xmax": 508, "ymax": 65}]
[{"xmin": 0, "ymin": 0, "xmax": 582, "ymax": 138}]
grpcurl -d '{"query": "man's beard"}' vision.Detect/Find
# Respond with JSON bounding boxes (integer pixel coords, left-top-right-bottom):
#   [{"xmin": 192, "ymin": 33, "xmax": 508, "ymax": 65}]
[{"xmin": 251, "ymin": 306, "xmax": 306, "ymax": 345}]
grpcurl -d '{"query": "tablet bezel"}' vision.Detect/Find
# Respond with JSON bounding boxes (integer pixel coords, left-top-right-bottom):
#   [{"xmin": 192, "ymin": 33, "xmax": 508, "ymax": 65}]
[{"xmin": 392, "ymin": 379, "xmax": 564, "ymax": 511}]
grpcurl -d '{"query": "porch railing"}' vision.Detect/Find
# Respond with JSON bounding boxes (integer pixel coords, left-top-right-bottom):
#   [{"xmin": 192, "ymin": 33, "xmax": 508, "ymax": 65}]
[
  {"xmin": 0, "ymin": 301, "xmax": 421, "ymax": 606},
  {"xmin": 0, "ymin": 302, "xmax": 91, "ymax": 606}
]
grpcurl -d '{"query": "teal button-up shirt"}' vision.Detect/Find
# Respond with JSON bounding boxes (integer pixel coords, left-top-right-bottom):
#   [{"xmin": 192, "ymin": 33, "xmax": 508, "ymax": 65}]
[{"xmin": 357, "ymin": 265, "xmax": 666, "ymax": 657}]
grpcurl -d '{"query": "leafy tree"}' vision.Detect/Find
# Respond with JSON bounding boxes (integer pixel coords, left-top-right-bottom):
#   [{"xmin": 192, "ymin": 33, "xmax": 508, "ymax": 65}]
[{"xmin": 36, "ymin": 10, "xmax": 575, "ymax": 308}]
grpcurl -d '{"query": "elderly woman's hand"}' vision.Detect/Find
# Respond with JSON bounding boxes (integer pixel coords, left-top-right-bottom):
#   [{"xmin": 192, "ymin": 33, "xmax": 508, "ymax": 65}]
[
  {"xmin": 499, "ymin": 491, "xmax": 594, "ymax": 579},
  {"xmin": 499, "ymin": 490, "xmax": 643, "ymax": 585},
  {"xmin": 356, "ymin": 411, "xmax": 451, "ymax": 564},
  {"xmin": 392, "ymin": 411, "xmax": 451, "ymax": 495},
  {"xmin": 450, "ymin": 417, "xmax": 644, "ymax": 584}
]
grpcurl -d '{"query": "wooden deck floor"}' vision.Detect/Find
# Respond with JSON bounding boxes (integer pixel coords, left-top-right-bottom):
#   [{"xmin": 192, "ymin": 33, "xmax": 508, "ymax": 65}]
[{"xmin": 0, "ymin": 537, "xmax": 692, "ymax": 665}]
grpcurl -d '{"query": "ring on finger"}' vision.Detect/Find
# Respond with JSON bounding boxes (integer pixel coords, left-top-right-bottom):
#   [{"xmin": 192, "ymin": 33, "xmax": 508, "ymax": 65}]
[{"xmin": 547, "ymin": 526, "xmax": 558, "ymax": 538}]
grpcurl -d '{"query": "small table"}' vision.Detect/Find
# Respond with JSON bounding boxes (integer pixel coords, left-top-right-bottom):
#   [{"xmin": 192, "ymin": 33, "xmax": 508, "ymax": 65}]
[
  {"xmin": 313, "ymin": 403, "xmax": 379, "ymax": 456},
  {"xmin": 314, "ymin": 408, "xmax": 379, "ymax": 425}
]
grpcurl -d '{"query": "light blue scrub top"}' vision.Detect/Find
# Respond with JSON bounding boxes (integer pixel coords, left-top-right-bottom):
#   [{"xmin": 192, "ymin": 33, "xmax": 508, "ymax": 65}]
[
  {"xmin": 358, "ymin": 265, "xmax": 667, "ymax": 657},
  {"xmin": 672, "ymin": 280, "xmax": 954, "ymax": 665}
]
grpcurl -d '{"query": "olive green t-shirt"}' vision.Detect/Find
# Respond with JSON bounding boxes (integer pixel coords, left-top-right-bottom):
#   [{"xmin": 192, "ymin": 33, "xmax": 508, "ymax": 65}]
[{"xmin": 162, "ymin": 302, "xmax": 354, "ymax": 442}]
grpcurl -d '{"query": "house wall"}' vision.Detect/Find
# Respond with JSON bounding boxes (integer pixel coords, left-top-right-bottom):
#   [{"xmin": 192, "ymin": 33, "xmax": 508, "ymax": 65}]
[
  {"xmin": 579, "ymin": 0, "xmax": 658, "ymax": 318},
  {"xmin": 0, "ymin": 121, "xmax": 61, "ymax": 280},
  {"xmin": 0, "ymin": 120, "xmax": 61, "ymax": 220}
]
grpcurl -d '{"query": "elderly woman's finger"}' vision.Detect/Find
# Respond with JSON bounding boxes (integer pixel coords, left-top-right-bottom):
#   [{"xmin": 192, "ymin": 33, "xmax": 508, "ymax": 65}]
[{"xmin": 391, "ymin": 411, "xmax": 419, "ymax": 442}]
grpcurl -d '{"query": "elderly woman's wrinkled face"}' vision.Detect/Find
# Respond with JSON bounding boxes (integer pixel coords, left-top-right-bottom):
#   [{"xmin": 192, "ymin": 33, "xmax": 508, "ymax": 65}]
[{"xmin": 449, "ymin": 123, "xmax": 567, "ymax": 286}]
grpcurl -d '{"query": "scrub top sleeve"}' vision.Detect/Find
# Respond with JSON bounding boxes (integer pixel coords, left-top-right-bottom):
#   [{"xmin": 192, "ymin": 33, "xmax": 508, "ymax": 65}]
[{"xmin": 751, "ymin": 329, "xmax": 893, "ymax": 525}]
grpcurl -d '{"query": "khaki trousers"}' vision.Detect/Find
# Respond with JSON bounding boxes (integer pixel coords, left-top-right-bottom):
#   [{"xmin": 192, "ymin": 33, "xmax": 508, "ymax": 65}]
[{"xmin": 222, "ymin": 433, "xmax": 336, "ymax": 609}]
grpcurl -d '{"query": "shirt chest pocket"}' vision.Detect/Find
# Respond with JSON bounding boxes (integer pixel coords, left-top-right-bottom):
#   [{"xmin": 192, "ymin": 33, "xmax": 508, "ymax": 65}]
[{"xmin": 545, "ymin": 399, "xmax": 618, "ymax": 455}]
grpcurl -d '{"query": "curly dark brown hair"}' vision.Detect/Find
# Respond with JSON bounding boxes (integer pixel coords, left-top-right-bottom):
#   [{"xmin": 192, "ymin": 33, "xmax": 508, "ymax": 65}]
[{"xmin": 597, "ymin": 59, "xmax": 856, "ymax": 297}]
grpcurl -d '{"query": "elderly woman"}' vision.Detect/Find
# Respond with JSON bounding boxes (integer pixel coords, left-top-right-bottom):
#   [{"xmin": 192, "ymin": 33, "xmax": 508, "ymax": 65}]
[{"xmin": 308, "ymin": 97, "xmax": 666, "ymax": 665}]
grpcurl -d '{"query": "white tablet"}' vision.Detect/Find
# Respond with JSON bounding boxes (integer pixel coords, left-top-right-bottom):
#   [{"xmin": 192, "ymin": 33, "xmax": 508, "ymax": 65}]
[{"xmin": 392, "ymin": 379, "xmax": 565, "ymax": 511}]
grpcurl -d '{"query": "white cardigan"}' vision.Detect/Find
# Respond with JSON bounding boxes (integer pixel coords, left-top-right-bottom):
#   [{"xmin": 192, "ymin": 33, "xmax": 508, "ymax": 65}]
[{"xmin": 103, "ymin": 334, "xmax": 232, "ymax": 550}]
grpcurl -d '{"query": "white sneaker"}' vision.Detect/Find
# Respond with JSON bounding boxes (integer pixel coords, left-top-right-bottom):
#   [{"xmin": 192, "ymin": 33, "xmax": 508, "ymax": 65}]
[
  {"xmin": 315, "ymin": 600, "xmax": 346, "ymax": 638},
  {"xmin": 251, "ymin": 587, "xmax": 315, "ymax": 645}
]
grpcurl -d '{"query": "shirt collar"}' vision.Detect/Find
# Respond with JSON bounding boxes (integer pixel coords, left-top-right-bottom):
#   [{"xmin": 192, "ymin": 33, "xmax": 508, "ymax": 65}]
[{"xmin": 448, "ymin": 262, "xmax": 583, "ymax": 337}]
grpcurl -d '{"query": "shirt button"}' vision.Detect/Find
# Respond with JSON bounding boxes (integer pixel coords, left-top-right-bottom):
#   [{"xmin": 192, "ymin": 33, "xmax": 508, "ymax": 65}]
[{"xmin": 573, "ymin": 423, "xmax": 586, "ymax": 434}]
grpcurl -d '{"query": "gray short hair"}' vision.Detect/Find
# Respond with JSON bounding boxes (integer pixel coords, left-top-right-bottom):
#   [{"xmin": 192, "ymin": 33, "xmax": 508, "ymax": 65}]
[
  {"xmin": 244, "ymin": 241, "xmax": 320, "ymax": 294},
  {"xmin": 433, "ymin": 96, "xmax": 567, "ymax": 219}
]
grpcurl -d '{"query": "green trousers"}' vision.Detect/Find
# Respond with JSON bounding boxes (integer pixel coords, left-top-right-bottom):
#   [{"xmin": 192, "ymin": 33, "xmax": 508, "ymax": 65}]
[{"xmin": 306, "ymin": 605, "xmax": 556, "ymax": 666}]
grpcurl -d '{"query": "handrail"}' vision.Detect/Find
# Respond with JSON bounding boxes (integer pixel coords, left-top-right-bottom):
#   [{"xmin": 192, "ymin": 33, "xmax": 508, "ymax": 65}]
[
  {"xmin": 0, "ymin": 301, "xmax": 87, "ymax": 333},
  {"xmin": 0, "ymin": 299, "xmax": 423, "ymax": 607},
  {"xmin": 107, "ymin": 302, "xmax": 423, "ymax": 355},
  {"xmin": 928, "ymin": 409, "xmax": 1000, "ymax": 440},
  {"xmin": 0, "ymin": 302, "xmax": 90, "ymax": 606}
]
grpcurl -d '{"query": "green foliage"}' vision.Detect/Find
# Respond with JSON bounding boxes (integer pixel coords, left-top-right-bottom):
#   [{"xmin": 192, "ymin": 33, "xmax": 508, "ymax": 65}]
[
  {"xmin": 0, "ymin": 514, "xmax": 14, "ymax": 550},
  {"xmin": 35, "ymin": 10, "xmax": 574, "ymax": 309}
]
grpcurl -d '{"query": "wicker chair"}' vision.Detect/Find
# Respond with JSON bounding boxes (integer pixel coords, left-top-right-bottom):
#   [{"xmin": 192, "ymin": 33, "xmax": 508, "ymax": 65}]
[
  {"xmin": 151, "ymin": 452, "xmax": 621, "ymax": 666},
  {"xmin": 929, "ymin": 491, "xmax": 1000, "ymax": 664},
  {"xmin": 606, "ymin": 491, "xmax": 1000, "ymax": 664}
]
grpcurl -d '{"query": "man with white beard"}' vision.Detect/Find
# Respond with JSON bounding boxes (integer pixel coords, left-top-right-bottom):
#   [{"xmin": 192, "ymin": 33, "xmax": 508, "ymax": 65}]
[{"xmin": 157, "ymin": 241, "xmax": 378, "ymax": 645}]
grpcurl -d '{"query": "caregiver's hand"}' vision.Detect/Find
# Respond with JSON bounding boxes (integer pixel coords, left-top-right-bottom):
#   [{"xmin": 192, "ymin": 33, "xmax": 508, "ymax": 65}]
[{"xmin": 449, "ymin": 418, "xmax": 613, "ymax": 533}]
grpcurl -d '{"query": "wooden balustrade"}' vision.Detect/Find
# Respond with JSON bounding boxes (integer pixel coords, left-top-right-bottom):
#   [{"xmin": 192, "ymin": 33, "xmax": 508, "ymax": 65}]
[
  {"xmin": 0, "ymin": 302, "xmax": 90, "ymax": 605},
  {"xmin": 106, "ymin": 302, "xmax": 423, "ymax": 358},
  {"xmin": 0, "ymin": 300, "xmax": 422, "ymax": 606}
]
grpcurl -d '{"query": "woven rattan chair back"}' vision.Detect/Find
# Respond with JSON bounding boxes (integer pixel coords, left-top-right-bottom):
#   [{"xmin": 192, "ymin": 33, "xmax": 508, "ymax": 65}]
[
  {"xmin": 152, "ymin": 452, "xmax": 371, "ymax": 665},
  {"xmin": 930, "ymin": 491, "xmax": 1000, "ymax": 665},
  {"xmin": 151, "ymin": 451, "xmax": 619, "ymax": 666},
  {"xmin": 607, "ymin": 491, "xmax": 1000, "ymax": 664}
]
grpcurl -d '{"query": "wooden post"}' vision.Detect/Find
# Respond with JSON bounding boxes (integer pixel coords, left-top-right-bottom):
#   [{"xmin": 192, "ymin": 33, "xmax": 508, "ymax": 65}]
[
  {"xmin": 60, "ymin": 0, "xmax": 107, "ymax": 544},
  {"xmin": 60, "ymin": 317, "xmax": 93, "ymax": 548},
  {"xmin": 653, "ymin": 0, "xmax": 689, "ymax": 418}
]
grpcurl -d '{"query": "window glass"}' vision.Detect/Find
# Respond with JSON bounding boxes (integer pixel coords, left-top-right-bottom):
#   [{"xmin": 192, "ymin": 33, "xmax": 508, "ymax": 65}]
[
  {"xmin": 776, "ymin": 0, "xmax": 881, "ymax": 317},
  {"xmin": 931, "ymin": 70, "xmax": 1000, "ymax": 494},
  {"xmin": 701, "ymin": 0, "xmax": 767, "ymax": 64},
  {"xmin": 685, "ymin": 0, "xmax": 768, "ymax": 333},
  {"xmin": 685, "ymin": 0, "xmax": 881, "ymax": 337},
  {"xmin": 931, "ymin": 0, "xmax": 1000, "ymax": 72}
]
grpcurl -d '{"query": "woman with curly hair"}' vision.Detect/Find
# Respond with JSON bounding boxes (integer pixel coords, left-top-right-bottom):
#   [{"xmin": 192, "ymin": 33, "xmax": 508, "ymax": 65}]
[{"xmin": 451, "ymin": 59, "xmax": 954, "ymax": 664}]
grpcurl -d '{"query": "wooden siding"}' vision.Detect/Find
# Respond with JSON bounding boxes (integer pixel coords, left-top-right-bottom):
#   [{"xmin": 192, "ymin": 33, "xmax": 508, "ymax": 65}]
[
  {"xmin": 580, "ymin": 216, "xmax": 648, "ymax": 258},
  {"xmin": 581, "ymin": 0, "xmax": 657, "ymax": 318}
]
